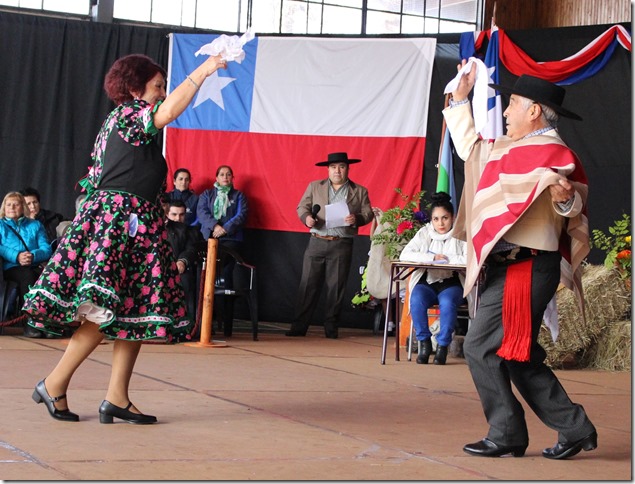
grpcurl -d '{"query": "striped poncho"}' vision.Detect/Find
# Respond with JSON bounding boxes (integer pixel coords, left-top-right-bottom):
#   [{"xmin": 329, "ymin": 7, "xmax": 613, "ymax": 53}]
[{"xmin": 455, "ymin": 133, "xmax": 590, "ymax": 319}]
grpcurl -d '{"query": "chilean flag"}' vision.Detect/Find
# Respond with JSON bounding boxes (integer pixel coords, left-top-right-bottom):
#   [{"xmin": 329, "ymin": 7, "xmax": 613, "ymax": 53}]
[
  {"xmin": 165, "ymin": 34, "xmax": 437, "ymax": 233},
  {"xmin": 481, "ymin": 28, "xmax": 504, "ymax": 142}
]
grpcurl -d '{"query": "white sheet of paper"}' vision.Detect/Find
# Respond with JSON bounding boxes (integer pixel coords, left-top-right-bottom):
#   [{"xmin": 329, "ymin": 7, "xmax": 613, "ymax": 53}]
[{"xmin": 325, "ymin": 201, "xmax": 350, "ymax": 229}]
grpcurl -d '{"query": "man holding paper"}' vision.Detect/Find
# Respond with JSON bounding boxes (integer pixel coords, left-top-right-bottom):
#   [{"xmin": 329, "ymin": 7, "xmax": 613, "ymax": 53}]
[{"xmin": 286, "ymin": 152, "xmax": 373, "ymax": 339}]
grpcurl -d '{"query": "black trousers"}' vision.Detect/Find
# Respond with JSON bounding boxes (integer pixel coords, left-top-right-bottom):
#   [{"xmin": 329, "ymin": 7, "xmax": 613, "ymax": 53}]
[
  {"xmin": 291, "ymin": 236, "xmax": 353, "ymax": 335},
  {"xmin": 4, "ymin": 265, "xmax": 41, "ymax": 300},
  {"xmin": 216, "ymin": 240, "xmax": 242, "ymax": 332},
  {"xmin": 463, "ymin": 251, "xmax": 596, "ymax": 446}
]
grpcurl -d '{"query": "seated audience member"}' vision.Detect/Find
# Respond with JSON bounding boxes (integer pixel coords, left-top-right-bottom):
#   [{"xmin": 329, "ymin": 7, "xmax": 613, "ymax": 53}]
[
  {"xmin": 166, "ymin": 168, "xmax": 199, "ymax": 226},
  {"xmin": 399, "ymin": 192, "xmax": 466, "ymax": 365},
  {"xmin": 21, "ymin": 187, "xmax": 66, "ymax": 250},
  {"xmin": 0, "ymin": 192, "xmax": 52, "ymax": 337},
  {"xmin": 197, "ymin": 165, "xmax": 248, "ymax": 336},
  {"xmin": 166, "ymin": 200, "xmax": 203, "ymax": 319}
]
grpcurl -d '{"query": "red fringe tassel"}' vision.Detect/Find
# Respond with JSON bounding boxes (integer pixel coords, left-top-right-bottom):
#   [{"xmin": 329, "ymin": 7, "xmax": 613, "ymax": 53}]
[{"xmin": 497, "ymin": 259, "xmax": 533, "ymax": 362}]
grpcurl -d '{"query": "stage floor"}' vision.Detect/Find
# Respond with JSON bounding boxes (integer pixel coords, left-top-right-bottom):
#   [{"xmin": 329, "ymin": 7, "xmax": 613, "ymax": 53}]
[{"xmin": 0, "ymin": 323, "xmax": 631, "ymax": 481}]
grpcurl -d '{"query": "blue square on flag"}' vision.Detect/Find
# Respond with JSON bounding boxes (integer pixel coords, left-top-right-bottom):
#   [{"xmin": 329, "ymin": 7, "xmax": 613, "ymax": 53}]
[{"xmin": 169, "ymin": 33, "xmax": 258, "ymax": 132}]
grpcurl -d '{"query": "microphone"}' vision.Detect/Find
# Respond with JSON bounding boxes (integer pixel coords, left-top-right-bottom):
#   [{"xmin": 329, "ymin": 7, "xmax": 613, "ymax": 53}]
[{"xmin": 311, "ymin": 204, "xmax": 320, "ymax": 220}]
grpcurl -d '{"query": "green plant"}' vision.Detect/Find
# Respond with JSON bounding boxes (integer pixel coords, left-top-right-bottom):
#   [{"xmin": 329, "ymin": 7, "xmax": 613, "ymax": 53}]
[
  {"xmin": 351, "ymin": 265, "xmax": 381, "ymax": 310},
  {"xmin": 370, "ymin": 188, "xmax": 430, "ymax": 261},
  {"xmin": 591, "ymin": 213, "xmax": 631, "ymax": 279}
]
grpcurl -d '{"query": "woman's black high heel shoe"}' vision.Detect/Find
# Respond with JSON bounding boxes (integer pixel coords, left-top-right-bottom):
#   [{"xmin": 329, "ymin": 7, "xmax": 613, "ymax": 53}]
[
  {"xmin": 32, "ymin": 379, "xmax": 79, "ymax": 422},
  {"xmin": 99, "ymin": 400, "xmax": 157, "ymax": 424}
]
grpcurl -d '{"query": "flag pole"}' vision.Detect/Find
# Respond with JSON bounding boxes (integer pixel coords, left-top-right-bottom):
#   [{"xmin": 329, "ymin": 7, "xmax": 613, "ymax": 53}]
[{"xmin": 435, "ymin": 93, "xmax": 452, "ymax": 193}]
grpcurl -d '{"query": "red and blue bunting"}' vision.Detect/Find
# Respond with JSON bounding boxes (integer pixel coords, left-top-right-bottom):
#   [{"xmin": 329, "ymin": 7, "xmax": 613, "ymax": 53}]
[{"xmin": 460, "ymin": 24, "xmax": 631, "ymax": 86}]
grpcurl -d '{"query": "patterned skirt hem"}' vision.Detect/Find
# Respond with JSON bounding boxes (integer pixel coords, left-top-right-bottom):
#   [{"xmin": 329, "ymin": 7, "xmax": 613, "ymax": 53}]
[{"xmin": 24, "ymin": 285, "xmax": 194, "ymax": 342}]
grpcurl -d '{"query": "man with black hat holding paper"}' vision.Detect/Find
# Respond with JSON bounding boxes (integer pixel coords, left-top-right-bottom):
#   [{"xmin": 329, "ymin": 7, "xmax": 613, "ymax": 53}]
[
  {"xmin": 444, "ymin": 61, "xmax": 597, "ymax": 460},
  {"xmin": 286, "ymin": 152, "xmax": 373, "ymax": 339}
]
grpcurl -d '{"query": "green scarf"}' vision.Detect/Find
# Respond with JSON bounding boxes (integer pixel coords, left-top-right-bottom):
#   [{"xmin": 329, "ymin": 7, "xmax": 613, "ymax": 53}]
[{"xmin": 213, "ymin": 182, "xmax": 232, "ymax": 219}]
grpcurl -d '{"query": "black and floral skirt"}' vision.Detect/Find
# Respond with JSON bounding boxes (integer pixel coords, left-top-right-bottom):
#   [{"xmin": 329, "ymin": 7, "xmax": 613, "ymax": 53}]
[{"xmin": 22, "ymin": 190, "xmax": 194, "ymax": 342}]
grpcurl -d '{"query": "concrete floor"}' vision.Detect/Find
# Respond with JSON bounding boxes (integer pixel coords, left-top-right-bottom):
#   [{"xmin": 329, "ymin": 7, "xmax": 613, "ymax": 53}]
[{"xmin": 0, "ymin": 323, "xmax": 631, "ymax": 481}]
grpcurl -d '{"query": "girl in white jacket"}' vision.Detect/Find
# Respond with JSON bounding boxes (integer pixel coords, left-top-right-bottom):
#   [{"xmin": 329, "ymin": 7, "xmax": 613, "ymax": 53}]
[{"xmin": 399, "ymin": 192, "xmax": 466, "ymax": 365}]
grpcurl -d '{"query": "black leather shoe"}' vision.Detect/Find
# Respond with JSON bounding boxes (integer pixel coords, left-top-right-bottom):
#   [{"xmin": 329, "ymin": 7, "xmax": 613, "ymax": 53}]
[
  {"xmin": 416, "ymin": 340, "xmax": 432, "ymax": 364},
  {"xmin": 325, "ymin": 332, "xmax": 338, "ymax": 339},
  {"xmin": 99, "ymin": 400, "xmax": 157, "ymax": 424},
  {"xmin": 463, "ymin": 438, "xmax": 526, "ymax": 457},
  {"xmin": 285, "ymin": 329, "xmax": 306, "ymax": 337},
  {"xmin": 32, "ymin": 379, "xmax": 79, "ymax": 422},
  {"xmin": 542, "ymin": 431, "xmax": 597, "ymax": 459},
  {"xmin": 433, "ymin": 345, "xmax": 448, "ymax": 365}
]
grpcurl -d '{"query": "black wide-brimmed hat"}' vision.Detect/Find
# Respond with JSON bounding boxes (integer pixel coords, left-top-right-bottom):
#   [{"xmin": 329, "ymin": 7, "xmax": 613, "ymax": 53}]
[
  {"xmin": 315, "ymin": 152, "xmax": 361, "ymax": 167},
  {"xmin": 489, "ymin": 74, "xmax": 582, "ymax": 121}
]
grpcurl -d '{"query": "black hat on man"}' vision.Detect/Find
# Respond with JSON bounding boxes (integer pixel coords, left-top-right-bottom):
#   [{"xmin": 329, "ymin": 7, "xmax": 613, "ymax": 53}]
[
  {"xmin": 315, "ymin": 152, "xmax": 362, "ymax": 167},
  {"xmin": 489, "ymin": 74, "xmax": 582, "ymax": 121}
]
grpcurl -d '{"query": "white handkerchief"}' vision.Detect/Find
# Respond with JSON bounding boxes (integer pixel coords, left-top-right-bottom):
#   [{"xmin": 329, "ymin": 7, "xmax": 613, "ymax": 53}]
[
  {"xmin": 443, "ymin": 56, "xmax": 491, "ymax": 135},
  {"xmin": 194, "ymin": 28, "xmax": 256, "ymax": 64}
]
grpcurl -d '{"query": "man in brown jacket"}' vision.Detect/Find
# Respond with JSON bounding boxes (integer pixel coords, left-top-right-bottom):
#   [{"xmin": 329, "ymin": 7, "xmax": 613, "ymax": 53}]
[{"xmin": 286, "ymin": 152, "xmax": 373, "ymax": 339}]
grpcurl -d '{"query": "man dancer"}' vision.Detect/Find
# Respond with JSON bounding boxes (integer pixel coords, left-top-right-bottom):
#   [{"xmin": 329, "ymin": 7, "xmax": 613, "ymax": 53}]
[{"xmin": 444, "ymin": 62, "xmax": 597, "ymax": 459}]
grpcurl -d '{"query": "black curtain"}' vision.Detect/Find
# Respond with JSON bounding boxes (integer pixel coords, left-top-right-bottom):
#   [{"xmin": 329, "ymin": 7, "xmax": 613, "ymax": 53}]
[
  {"xmin": 0, "ymin": 11, "xmax": 174, "ymax": 218},
  {"xmin": 0, "ymin": 12, "xmax": 630, "ymax": 328}
]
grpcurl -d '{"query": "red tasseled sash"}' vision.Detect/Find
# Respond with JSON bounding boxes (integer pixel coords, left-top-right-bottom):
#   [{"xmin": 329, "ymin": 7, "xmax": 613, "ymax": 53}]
[{"xmin": 497, "ymin": 259, "xmax": 533, "ymax": 362}]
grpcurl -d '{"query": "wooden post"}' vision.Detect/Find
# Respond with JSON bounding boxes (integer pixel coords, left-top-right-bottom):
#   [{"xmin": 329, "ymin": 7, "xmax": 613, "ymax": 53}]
[{"xmin": 185, "ymin": 238, "xmax": 228, "ymax": 348}]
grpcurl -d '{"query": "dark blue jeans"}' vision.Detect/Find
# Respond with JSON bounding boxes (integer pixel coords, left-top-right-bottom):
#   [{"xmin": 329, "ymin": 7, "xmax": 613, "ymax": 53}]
[{"xmin": 409, "ymin": 282, "xmax": 464, "ymax": 347}]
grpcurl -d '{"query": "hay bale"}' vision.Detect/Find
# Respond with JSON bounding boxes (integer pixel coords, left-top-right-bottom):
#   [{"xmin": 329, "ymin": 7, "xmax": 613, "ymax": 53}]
[
  {"xmin": 539, "ymin": 264, "xmax": 631, "ymax": 369},
  {"xmin": 580, "ymin": 320, "xmax": 631, "ymax": 371}
]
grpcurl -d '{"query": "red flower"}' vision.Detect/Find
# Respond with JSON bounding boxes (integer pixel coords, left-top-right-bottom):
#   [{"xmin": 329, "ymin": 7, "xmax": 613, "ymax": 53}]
[
  {"xmin": 396, "ymin": 220, "xmax": 413, "ymax": 235},
  {"xmin": 616, "ymin": 249, "xmax": 631, "ymax": 259}
]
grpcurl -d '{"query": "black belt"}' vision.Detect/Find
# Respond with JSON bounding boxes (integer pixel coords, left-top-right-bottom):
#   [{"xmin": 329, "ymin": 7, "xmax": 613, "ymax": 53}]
[{"xmin": 487, "ymin": 246, "xmax": 553, "ymax": 265}]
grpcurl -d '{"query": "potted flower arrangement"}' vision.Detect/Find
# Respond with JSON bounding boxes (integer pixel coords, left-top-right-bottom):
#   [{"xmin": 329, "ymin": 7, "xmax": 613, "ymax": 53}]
[
  {"xmin": 591, "ymin": 213, "xmax": 631, "ymax": 284},
  {"xmin": 351, "ymin": 188, "xmax": 429, "ymax": 312},
  {"xmin": 370, "ymin": 188, "xmax": 430, "ymax": 260}
]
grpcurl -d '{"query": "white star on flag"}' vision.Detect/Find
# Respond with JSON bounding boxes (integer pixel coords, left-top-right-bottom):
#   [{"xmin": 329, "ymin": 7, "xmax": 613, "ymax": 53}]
[
  {"xmin": 193, "ymin": 71, "xmax": 236, "ymax": 109},
  {"xmin": 487, "ymin": 65, "xmax": 496, "ymax": 96}
]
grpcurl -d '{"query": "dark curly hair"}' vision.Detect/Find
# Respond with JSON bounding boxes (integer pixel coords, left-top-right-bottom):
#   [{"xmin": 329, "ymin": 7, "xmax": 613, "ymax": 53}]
[
  {"xmin": 104, "ymin": 54, "xmax": 167, "ymax": 105},
  {"xmin": 430, "ymin": 191, "xmax": 454, "ymax": 216}
]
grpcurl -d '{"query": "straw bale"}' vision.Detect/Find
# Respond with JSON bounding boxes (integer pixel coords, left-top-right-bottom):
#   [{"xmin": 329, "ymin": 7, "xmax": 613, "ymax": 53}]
[
  {"xmin": 580, "ymin": 320, "xmax": 631, "ymax": 371},
  {"xmin": 539, "ymin": 264, "xmax": 631, "ymax": 369}
]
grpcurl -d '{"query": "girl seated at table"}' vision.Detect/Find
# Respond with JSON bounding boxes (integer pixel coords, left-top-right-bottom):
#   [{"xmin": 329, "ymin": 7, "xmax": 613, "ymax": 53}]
[{"xmin": 399, "ymin": 192, "xmax": 466, "ymax": 365}]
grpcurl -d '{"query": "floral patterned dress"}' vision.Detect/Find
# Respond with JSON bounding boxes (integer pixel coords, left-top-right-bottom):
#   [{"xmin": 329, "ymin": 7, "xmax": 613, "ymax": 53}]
[{"xmin": 22, "ymin": 100, "xmax": 194, "ymax": 342}]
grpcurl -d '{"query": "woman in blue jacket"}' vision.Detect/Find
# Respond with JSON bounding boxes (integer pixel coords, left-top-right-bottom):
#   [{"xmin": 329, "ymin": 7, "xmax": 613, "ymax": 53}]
[
  {"xmin": 0, "ymin": 191, "xmax": 51, "ymax": 337},
  {"xmin": 197, "ymin": 165, "xmax": 248, "ymax": 244},
  {"xmin": 196, "ymin": 165, "xmax": 248, "ymax": 336}
]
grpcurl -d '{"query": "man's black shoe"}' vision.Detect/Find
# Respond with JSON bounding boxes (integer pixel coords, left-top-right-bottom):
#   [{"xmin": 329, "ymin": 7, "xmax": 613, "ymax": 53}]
[
  {"xmin": 542, "ymin": 431, "xmax": 597, "ymax": 459},
  {"xmin": 463, "ymin": 438, "xmax": 526, "ymax": 457},
  {"xmin": 285, "ymin": 330, "xmax": 306, "ymax": 337}
]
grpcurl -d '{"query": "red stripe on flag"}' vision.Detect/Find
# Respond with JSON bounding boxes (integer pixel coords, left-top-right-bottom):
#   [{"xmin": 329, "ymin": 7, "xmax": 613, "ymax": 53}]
[{"xmin": 165, "ymin": 128, "xmax": 425, "ymax": 234}]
